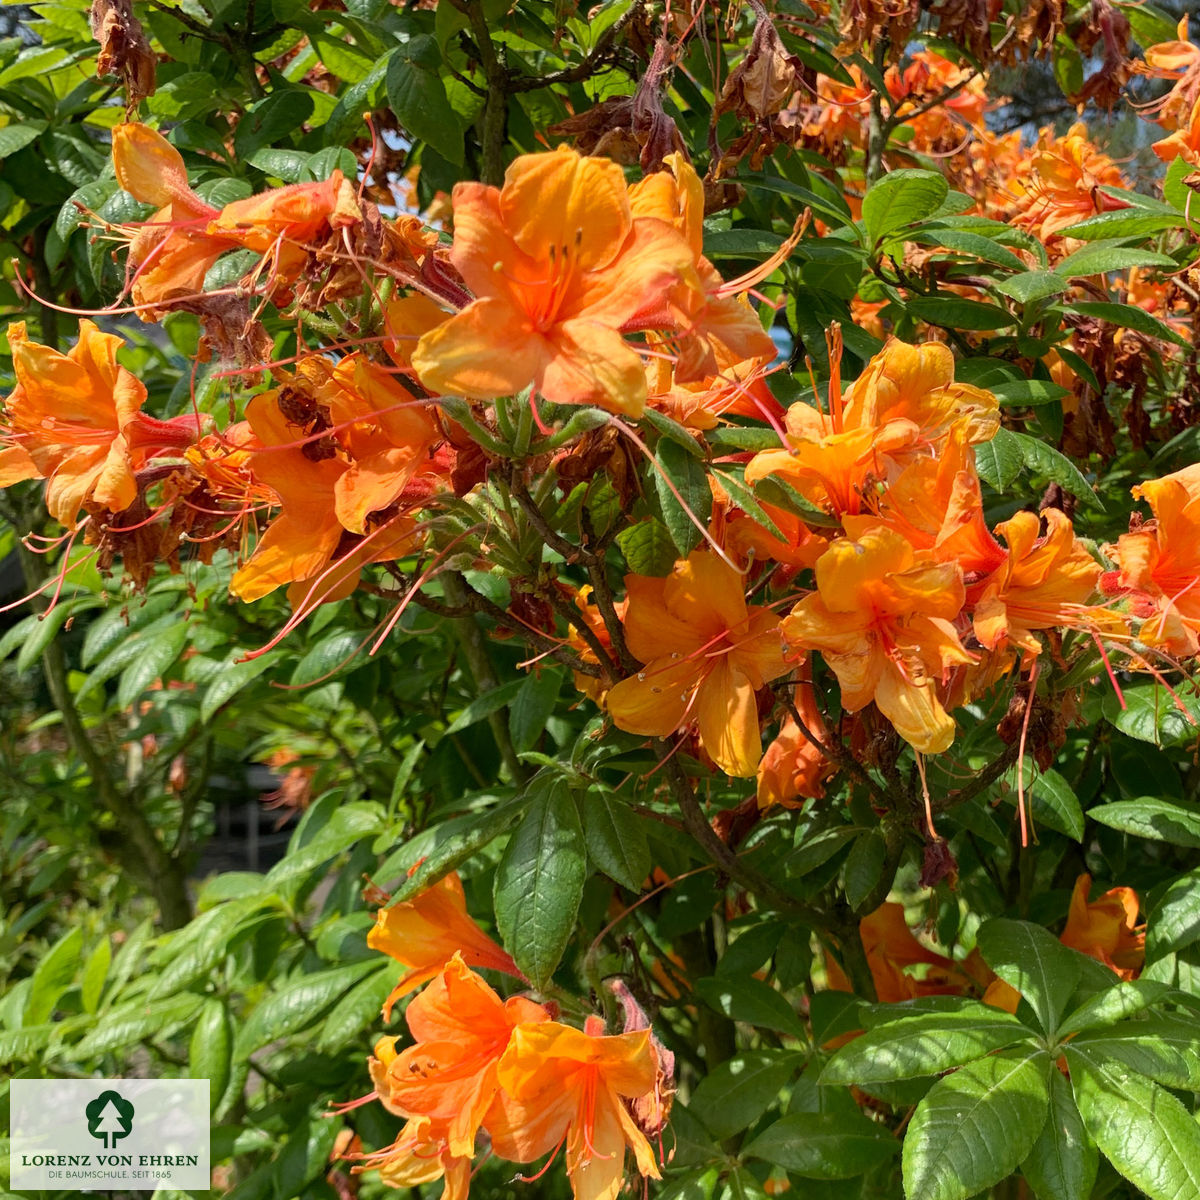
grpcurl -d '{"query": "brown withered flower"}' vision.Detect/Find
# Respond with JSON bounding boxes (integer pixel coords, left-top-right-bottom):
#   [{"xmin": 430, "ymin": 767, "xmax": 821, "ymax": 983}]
[{"xmin": 90, "ymin": 0, "xmax": 156, "ymax": 111}]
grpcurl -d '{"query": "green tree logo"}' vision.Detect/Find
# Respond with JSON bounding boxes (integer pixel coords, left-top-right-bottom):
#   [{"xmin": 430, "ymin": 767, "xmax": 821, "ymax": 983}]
[{"xmin": 85, "ymin": 1090, "xmax": 135, "ymax": 1150}]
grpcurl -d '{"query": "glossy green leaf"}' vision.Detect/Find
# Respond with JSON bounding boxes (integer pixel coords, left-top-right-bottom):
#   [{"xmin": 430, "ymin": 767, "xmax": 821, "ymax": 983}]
[
  {"xmin": 654, "ymin": 436, "xmax": 713, "ymax": 555},
  {"xmin": 694, "ymin": 975, "xmax": 804, "ymax": 1037},
  {"xmin": 1022, "ymin": 1066, "xmax": 1096, "ymax": 1200},
  {"xmin": 25, "ymin": 926, "xmax": 83, "ymax": 1025},
  {"xmin": 494, "ymin": 777, "xmax": 587, "ymax": 988},
  {"xmin": 1054, "ymin": 241, "xmax": 1177, "ymax": 278},
  {"xmin": 821, "ymin": 1005, "xmax": 1034, "ymax": 1085},
  {"xmin": 974, "ymin": 426, "xmax": 1023, "ymax": 490},
  {"xmin": 234, "ymin": 959, "xmax": 379, "ymax": 1056},
  {"xmin": 189, "ymin": 1000, "xmax": 233, "ymax": 1112},
  {"xmin": 1067, "ymin": 1045, "xmax": 1200, "ymax": 1200},
  {"xmin": 617, "ymin": 518, "xmax": 681, "ymax": 576},
  {"xmin": 1071, "ymin": 1015, "xmax": 1200, "ymax": 1089},
  {"xmin": 1089, "ymin": 795, "xmax": 1200, "ymax": 846},
  {"xmin": 903, "ymin": 1050, "xmax": 1051, "ymax": 1200},
  {"xmin": 1010, "ymin": 432, "xmax": 1102, "ymax": 510},
  {"xmin": 744, "ymin": 1112, "xmax": 899, "ymax": 1179},
  {"xmin": 582, "ymin": 787, "xmax": 651, "ymax": 892},
  {"xmin": 688, "ymin": 1050, "xmax": 804, "ymax": 1141},
  {"xmin": 1147, "ymin": 866, "xmax": 1200, "ymax": 959},
  {"xmin": 1058, "ymin": 979, "xmax": 1172, "ymax": 1037},
  {"xmin": 976, "ymin": 919, "xmax": 1081, "ymax": 1034},
  {"xmin": 862, "ymin": 169, "xmax": 948, "ymax": 245},
  {"xmin": 386, "ymin": 36, "xmax": 463, "ymax": 165}
]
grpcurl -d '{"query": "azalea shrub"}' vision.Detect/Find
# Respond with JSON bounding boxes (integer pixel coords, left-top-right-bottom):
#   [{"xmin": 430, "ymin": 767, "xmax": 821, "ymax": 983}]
[{"xmin": 6, "ymin": 1, "xmax": 1200, "ymax": 1200}]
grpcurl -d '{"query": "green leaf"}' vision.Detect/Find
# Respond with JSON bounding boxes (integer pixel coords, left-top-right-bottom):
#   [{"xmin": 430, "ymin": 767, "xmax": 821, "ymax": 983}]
[
  {"xmin": 247, "ymin": 147, "xmax": 311, "ymax": 182},
  {"xmin": 820, "ymin": 1005, "xmax": 1034, "ymax": 1085},
  {"xmin": 1054, "ymin": 241, "xmax": 1177, "ymax": 278},
  {"xmin": 1066, "ymin": 1045, "xmax": 1200, "ymax": 1200},
  {"xmin": 234, "ymin": 89, "xmax": 315, "ymax": 160},
  {"xmin": 1010, "ymin": 432, "xmax": 1102, "ymax": 510},
  {"xmin": 1058, "ymin": 980, "xmax": 1172, "ymax": 1037},
  {"xmin": 150, "ymin": 898, "xmax": 273, "ymax": 998},
  {"xmin": 976, "ymin": 919, "xmax": 1082, "ymax": 1034},
  {"xmin": 704, "ymin": 228, "xmax": 786, "ymax": 258},
  {"xmin": 1089, "ymin": 795, "xmax": 1200, "ymax": 846},
  {"xmin": 974, "ymin": 427, "xmax": 1023, "ymax": 490},
  {"xmin": 616, "ymin": 519, "xmax": 679, "ymax": 576},
  {"xmin": 862, "ymin": 169, "xmax": 949, "ymax": 245},
  {"xmin": 508, "ymin": 668, "xmax": 562, "ymax": 754},
  {"xmin": 25, "ymin": 926, "xmax": 83, "ymax": 1025},
  {"xmin": 272, "ymin": 1110, "xmax": 342, "ymax": 1200},
  {"xmin": 315, "ymin": 963, "xmax": 395, "ymax": 1052},
  {"xmin": 694, "ymin": 975, "xmax": 804, "ymax": 1037},
  {"xmin": 744, "ymin": 1112, "xmax": 899, "ymax": 1179},
  {"xmin": 201, "ymin": 651, "xmax": 283, "ymax": 724},
  {"xmin": 1071, "ymin": 1016, "xmax": 1200, "ymax": 1089},
  {"xmin": 688, "ymin": 1050, "xmax": 804, "ymax": 1141},
  {"xmin": 235, "ymin": 960, "xmax": 379, "ymax": 1056},
  {"xmin": 15, "ymin": 600, "xmax": 90, "ymax": 675},
  {"xmin": 993, "ymin": 272, "xmax": 1070, "ymax": 306},
  {"xmin": 992, "ymin": 380, "xmax": 1072, "ymax": 408},
  {"xmin": 0, "ymin": 119, "xmax": 48, "ymax": 157},
  {"xmin": 494, "ymin": 777, "xmax": 587, "ymax": 988},
  {"xmin": 115, "ymin": 621, "xmax": 190, "ymax": 709},
  {"xmin": 442, "ymin": 677, "xmax": 524, "ymax": 735},
  {"xmin": 654, "ymin": 436, "xmax": 712, "ymax": 556},
  {"xmin": 1099, "ymin": 683, "xmax": 1200, "ymax": 747},
  {"xmin": 909, "ymin": 228, "xmax": 1026, "ymax": 271},
  {"xmin": 902, "ymin": 1050, "xmax": 1051, "ymax": 1200},
  {"xmin": 906, "ymin": 295, "xmax": 1014, "ymax": 330},
  {"xmin": 1147, "ymin": 867, "xmax": 1200, "ymax": 959},
  {"xmin": 383, "ymin": 796, "xmax": 525, "ymax": 900},
  {"xmin": 711, "ymin": 467, "xmax": 786, "ymax": 541},
  {"xmin": 582, "ymin": 787, "xmax": 651, "ymax": 892},
  {"xmin": 1022, "ymin": 1067, "xmax": 1097, "ymax": 1200},
  {"xmin": 1027, "ymin": 767, "xmax": 1084, "ymax": 841},
  {"xmin": 1066, "ymin": 301, "xmax": 1190, "ymax": 349},
  {"xmin": 642, "ymin": 407, "xmax": 705, "ymax": 458},
  {"xmin": 844, "ymin": 831, "xmax": 886, "ymax": 911},
  {"xmin": 189, "ymin": 1000, "xmax": 233, "ymax": 1112},
  {"xmin": 1056, "ymin": 210, "xmax": 1183, "ymax": 240},
  {"xmin": 385, "ymin": 36, "xmax": 463, "ymax": 165},
  {"xmin": 264, "ymin": 803, "xmax": 383, "ymax": 888},
  {"xmin": 71, "ymin": 994, "xmax": 206, "ymax": 1059},
  {"xmin": 80, "ymin": 937, "xmax": 111, "ymax": 1015},
  {"xmin": 752, "ymin": 474, "xmax": 842, "ymax": 528}
]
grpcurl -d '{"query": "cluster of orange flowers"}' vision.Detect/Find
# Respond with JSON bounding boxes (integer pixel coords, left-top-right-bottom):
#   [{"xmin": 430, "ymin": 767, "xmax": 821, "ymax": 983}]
[
  {"xmin": 4, "ymin": 114, "xmax": 1200, "ymax": 801},
  {"xmin": 828, "ymin": 874, "xmax": 1145, "ymax": 1010},
  {"xmin": 357, "ymin": 873, "xmax": 669, "ymax": 1200}
]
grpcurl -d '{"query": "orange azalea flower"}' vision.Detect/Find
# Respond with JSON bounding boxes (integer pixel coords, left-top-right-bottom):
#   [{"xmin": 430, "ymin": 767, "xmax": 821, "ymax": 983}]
[
  {"xmin": 318, "ymin": 354, "xmax": 442, "ymax": 535},
  {"xmin": 973, "ymin": 508, "xmax": 1108, "ymax": 656},
  {"xmin": 627, "ymin": 153, "xmax": 778, "ymax": 381},
  {"xmin": 491, "ymin": 1021, "xmax": 661, "ymax": 1200},
  {"xmin": 606, "ymin": 550, "xmax": 789, "ymax": 776},
  {"xmin": 645, "ymin": 348, "xmax": 784, "ymax": 432},
  {"xmin": 227, "ymin": 389, "xmax": 349, "ymax": 603},
  {"xmin": 724, "ymin": 499, "xmax": 830, "ymax": 572},
  {"xmin": 111, "ymin": 123, "xmax": 225, "ymax": 313},
  {"xmin": 1107, "ymin": 464, "xmax": 1200, "ymax": 655},
  {"xmin": 411, "ymin": 144, "xmax": 695, "ymax": 416},
  {"xmin": 826, "ymin": 903, "xmax": 967, "ymax": 1003},
  {"xmin": 0, "ymin": 320, "xmax": 185, "ymax": 528},
  {"xmin": 206, "ymin": 169, "xmax": 361, "ymax": 284},
  {"xmin": 745, "ymin": 336, "xmax": 998, "ymax": 518},
  {"xmin": 369, "ymin": 955, "xmax": 549, "ymax": 1158},
  {"xmin": 1060, "ymin": 873, "xmax": 1145, "ymax": 977},
  {"xmin": 877, "ymin": 426, "xmax": 1006, "ymax": 579},
  {"xmin": 783, "ymin": 520, "xmax": 973, "ymax": 754},
  {"xmin": 367, "ymin": 872, "xmax": 520, "ymax": 1018},
  {"xmin": 1139, "ymin": 16, "xmax": 1200, "ymax": 128},
  {"xmin": 985, "ymin": 874, "xmax": 1144, "ymax": 1012},
  {"xmin": 1011, "ymin": 123, "xmax": 1128, "ymax": 242},
  {"xmin": 1153, "ymin": 96, "xmax": 1200, "ymax": 165},
  {"xmin": 354, "ymin": 1109, "xmax": 470, "ymax": 1200},
  {"xmin": 756, "ymin": 682, "xmax": 833, "ymax": 809}
]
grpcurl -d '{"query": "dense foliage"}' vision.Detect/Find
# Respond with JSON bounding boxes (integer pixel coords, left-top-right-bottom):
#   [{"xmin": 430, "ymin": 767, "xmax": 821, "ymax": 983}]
[{"xmin": 4, "ymin": 2, "xmax": 1200, "ymax": 1200}]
